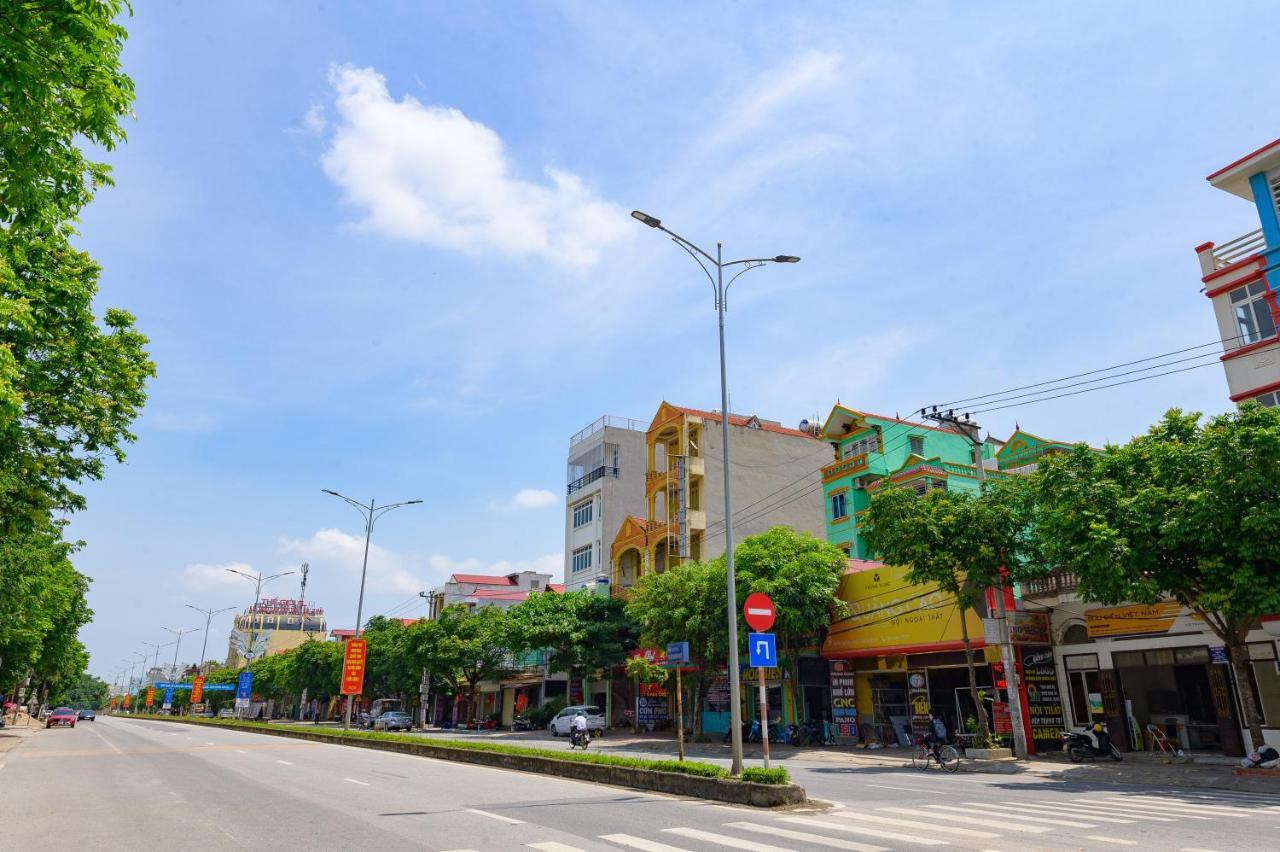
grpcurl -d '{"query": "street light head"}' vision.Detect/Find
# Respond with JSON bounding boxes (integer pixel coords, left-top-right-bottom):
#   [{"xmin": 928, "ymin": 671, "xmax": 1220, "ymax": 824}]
[
  {"xmin": 321, "ymin": 489, "xmax": 339, "ymax": 496},
  {"xmin": 774, "ymin": 255, "xmax": 800, "ymax": 264},
  {"xmin": 631, "ymin": 210, "xmax": 661, "ymax": 228},
  {"xmin": 406, "ymin": 499, "xmax": 424, "ymax": 505}
]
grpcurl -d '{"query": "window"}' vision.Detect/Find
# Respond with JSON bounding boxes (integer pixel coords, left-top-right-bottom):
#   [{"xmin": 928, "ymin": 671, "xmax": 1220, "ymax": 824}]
[
  {"xmin": 571, "ymin": 545, "xmax": 593, "ymax": 573},
  {"xmin": 1247, "ymin": 642, "xmax": 1280, "ymax": 726},
  {"xmin": 1250, "ymin": 390, "xmax": 1278, "ymax": 408},
  {"xmin": 572, "ymin": 500, "xmax": 593, "ymax": 528},
  {"xmin": 1230, "ymin": 281, "xmax": 1277, "ymax": 345},
  {"xmin": 830, "ymin": 491, "xmax": 847, "ymax": 519},
  {"xmin": 909, "ymin": 435, "xmax": 924, "ymax": 455},
  {"xmin": 842, "ymin": 434, "xmax": 878, "ymax": 459}
]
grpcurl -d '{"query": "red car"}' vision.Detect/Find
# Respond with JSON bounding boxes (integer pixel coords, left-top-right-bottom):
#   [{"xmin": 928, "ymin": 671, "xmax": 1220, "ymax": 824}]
[{"xmin": 45, "ymin": 707, "xmax": 77, "ymax": 728}]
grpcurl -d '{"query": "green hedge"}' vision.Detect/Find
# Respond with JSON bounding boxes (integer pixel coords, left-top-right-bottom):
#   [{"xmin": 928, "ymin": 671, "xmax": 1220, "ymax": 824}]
[{"xmin": 740, "ymin": 766, "xmax": 789, "ymax": 785}]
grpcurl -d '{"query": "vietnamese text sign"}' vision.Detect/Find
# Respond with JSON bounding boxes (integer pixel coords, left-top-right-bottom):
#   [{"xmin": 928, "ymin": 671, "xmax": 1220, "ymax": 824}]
[
  {"xmin": 1007, "ymin": 611, "xmax": 1051, "ymax": 645},
  {"xmin": 236, "ymin": 671, "xmax": 253, "ymax": 701},
  {"xmin": 992, "ymin": 701, "xmax": 1013, "ymax": 734},
  {"xmin": 828, "ymin": 660, "xmax": 858, "ymax": 743},
  {"xmin": 145, "ymin": 687, "xmax": 155, "ymax": 708},
  {"xmin": 908, "ymin": 670, "xmax": 931, "ymax": 736},
  {"xmin": 340, "ymin": 638, "xmax": 368, "ymax": 696},
  {"xmin": 636, "ymin": 695, "xmax": 668, "ymax": 726},
  {"xmin": 1085, "ymin": 602, "xmax": 1181, "ymax": 638},
  {"xmin": 665, "ymin": 642, "xmax": 689, "ymax": 665},
  {"xmin": 190, "ymin": 675, "xmax": 204, "ymax": 704},
  {"xmin": 823, "ymin": 564, "xmax": 984, "ymax": 657},
  {"xmin": 1022, "ymin": 647, "xmax": 1064, "ymax": 745}
]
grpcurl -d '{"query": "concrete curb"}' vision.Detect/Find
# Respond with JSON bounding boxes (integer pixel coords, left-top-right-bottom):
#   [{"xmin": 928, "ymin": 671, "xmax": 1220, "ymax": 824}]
[{"xmin": 133, "ymin": 717, "xmax": 806, "ymax": 808}]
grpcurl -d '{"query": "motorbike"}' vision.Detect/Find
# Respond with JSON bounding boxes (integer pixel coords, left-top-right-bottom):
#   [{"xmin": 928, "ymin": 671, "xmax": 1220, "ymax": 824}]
[
  {"xmin": 511, "ymin": 715, "xmax": 533, "ymax": 732},
  {"xmin": 569, "ymin": 727, "xmax": 591, "ymax": 750},
  {"xmin": 1062, "ymin": 722, "xmax": 1123, "ymax": 762}
]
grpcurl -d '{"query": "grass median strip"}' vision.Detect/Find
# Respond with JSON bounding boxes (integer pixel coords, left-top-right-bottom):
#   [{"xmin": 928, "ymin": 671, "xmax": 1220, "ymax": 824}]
[{"xmin": 125, "ymin": 715, "xmax": 764, "ymax": 782}]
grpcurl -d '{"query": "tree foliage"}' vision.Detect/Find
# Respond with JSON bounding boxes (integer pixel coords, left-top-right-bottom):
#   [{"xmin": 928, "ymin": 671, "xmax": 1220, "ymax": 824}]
[
  {"xmin": 506, "ymin": 590, "xmax": 635, "ymax": 679},
  {"xmin": 405, "ymin": 604, "xmax": 510, "ymax": 720},
  {"xmin": 1030, "ymin": 405, "xmax": 1280, "ymax": 746},
  {"xmin": 52, "ymin": 672, "xmax": 109, "ymax": 709}
]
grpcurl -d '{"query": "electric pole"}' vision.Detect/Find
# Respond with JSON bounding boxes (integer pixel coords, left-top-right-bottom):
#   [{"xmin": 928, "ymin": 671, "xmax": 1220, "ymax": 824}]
[{"xmin": 923, "ymin": 406, "xmax": 1029, "ymax": 760}]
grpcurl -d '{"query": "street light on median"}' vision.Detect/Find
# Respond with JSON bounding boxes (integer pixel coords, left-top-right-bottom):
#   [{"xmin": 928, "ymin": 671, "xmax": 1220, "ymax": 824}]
[
  {"xmin": 185, "ymin": 604, "xmax": 236, "ymax": 671},
  {"xmin": 225, "ymin": 568, "xmax": 296, "ymax": 666},
  {"xmin": 322, "ymin": 490, "xmax": 423, "ymax": 730},
  {"xmin": 630, "ymin": 210, "xmax": 800, "ymax": 777}
]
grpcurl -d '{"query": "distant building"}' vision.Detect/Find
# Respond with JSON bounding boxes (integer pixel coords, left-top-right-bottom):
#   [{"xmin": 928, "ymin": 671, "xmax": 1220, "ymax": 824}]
[
  {"xmin": 1194, "ymin": 139, "xmax": 1280, "ymax": 407},
  {"xmin": 563, "ymin": 416, "xmax": 648, "ymax": 592},
  {"xmin": 427, "ymin": 571, "xmax": 561, "ymax": 616},
  {"xmin": 225, "ymin": 598, "xmax": 327, "ymax": 668}
]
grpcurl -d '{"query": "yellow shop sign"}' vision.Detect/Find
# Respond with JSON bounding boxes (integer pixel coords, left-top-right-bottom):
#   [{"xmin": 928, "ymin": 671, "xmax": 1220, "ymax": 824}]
[{"xmin": 1085, "ymin": 602, "xmax": 1182, "ymax": 638}]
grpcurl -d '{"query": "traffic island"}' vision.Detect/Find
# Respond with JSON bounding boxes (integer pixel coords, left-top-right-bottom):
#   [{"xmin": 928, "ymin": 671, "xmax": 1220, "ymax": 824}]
[{"xmin": 126, "ymin": 715, "xmax": 806, "ymax": 808}]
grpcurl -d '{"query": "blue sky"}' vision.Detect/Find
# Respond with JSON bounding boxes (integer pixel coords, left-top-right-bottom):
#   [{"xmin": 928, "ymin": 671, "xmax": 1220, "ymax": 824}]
[{"xmin": 75, "ymin": 1, "xmax": 1274, "ymax": 682}]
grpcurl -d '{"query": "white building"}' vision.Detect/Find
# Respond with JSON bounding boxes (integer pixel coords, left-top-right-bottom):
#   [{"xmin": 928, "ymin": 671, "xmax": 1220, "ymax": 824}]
[{"xmin": 563, "ymin": 416, "xmax": 648, "ymax": 592}]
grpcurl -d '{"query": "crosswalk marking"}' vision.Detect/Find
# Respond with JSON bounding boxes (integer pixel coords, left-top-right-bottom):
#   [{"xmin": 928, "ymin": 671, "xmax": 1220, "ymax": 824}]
[
  {"xmin": 1072, "ymin": 799, "xmax": 1214, "ymax": 819},
  {"xmin": 725, "ymin": 822, "xmax": 887, "ymax": 851},
  {"xmin": 778, "ymin": 816, "xmax": 949, "ymax": 846},
  {"xmin": 993, "ymin": 801, "xmax": 1135, "ymax": 823},
  {"xmin": 823, "ymin": 810, "xmax": 999, "ymax": 839},
  {"xmin": 663, "ymin": 827, "xmax": 794, "ymax": 851},
  {"xmin": 1086, "ymin": 836, "xmax": 1137, "ymax": 846},
  {"xmin": 1036, "ymin": 801, "xmax": 1176, "ymax": 822},
  {"xmin": 1104, "ymin": 795, "xmax": 1257, "ymax": 816},
  {"xmin": 881, "ymin": 806, "xmax": 1050, "ymax": 834},
  {"xmin": 464, "ymin": 808, "xmax": 524, "ymax": 825},
  {"xmin": 526, "ymin": 843, "xmax": 588, "ymax": 852},
  {"xmin": 601, "ymin": 835, "xmax": 692, "ymax": 852},
  {"xmin": 928, "ymin": 804, "xmax": 1089, "ymax": 828}
]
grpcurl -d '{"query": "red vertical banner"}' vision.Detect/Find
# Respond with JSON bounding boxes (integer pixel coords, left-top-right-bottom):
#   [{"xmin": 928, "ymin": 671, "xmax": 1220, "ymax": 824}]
[
  {"xmin": 190, "ymin": 675, "xmax": 205, "ymax": 704},
  {"xmin": 145, "ymin": 687, "xmax": 155, "ymax": 708},
  {"xmin": 340, "ymin": 639, "xmax": 368, "ymax": 696}
]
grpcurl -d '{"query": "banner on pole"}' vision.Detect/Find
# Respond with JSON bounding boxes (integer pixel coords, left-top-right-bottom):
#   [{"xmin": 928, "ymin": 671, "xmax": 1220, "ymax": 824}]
[
  {"xmin": 340, "ymin": 638, "xmax": 368, "ymax": 696},
  {"xmin": 190, "ymin": 675, "xmax": 204, "ymax": 704}
]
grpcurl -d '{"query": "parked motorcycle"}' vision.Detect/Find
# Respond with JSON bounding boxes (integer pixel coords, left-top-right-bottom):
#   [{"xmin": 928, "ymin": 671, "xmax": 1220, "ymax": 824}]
[
  {"xmin": 1062, "ymin": 722, "xmax": 1123, "ymax": 762},
  {"xmin": 511, "ymin": 715, "xmax": 533, "ymax": 732}
]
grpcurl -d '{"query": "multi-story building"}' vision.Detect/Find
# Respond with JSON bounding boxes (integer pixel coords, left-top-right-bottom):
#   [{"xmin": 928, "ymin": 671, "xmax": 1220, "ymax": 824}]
[
  {"xmin": 427, "ymin": 571, "xmax": 561, "ymax": 616},
  {"xmin": 563, "ymin": 415, "xmax": 648, "ymax": 592},
  {"xmin": 608, "ymin": 401, "xmax": 830, "ymax": 593},
  {"xmin": 226, "ymin": 598, "xmax": 327, "ymax": 668},
  {"xmin": 1194, "ymin": 138, "xmax": 1280, "ymax": 407}
]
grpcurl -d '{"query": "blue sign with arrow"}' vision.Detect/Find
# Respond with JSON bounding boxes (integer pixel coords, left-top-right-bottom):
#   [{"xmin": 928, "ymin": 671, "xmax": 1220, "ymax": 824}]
[{"xmin": 748, "ymin": 632, "xmax": 776, "ymax": 668}]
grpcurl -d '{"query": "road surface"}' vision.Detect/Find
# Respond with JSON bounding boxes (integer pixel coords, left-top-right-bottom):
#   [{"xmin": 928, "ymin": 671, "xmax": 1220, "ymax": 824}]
[{"xmin": 3, "ymin": 716, "xmax": 1278, "ymax": 850}]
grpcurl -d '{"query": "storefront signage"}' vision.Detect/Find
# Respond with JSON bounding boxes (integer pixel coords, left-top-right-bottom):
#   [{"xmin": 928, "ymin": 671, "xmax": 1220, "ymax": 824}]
[
  {"xmin": 822, "ymin": 564, "xmax": 985, "ymax": 658},
  {"xmin": 908, "ymin": 670, "xmax": 931, "ymax": 736},
  {"xmin": 1085, "ymin": 602, "xmax": 1181, "ymax": 638},
  {"xmin": 1209, "ymin": 645, "xmax": 1229, "ymax": 664},
  {"xmin": 828, "ymin": 661, "xmax": 858, "ymax": 743},
  {"xmin": 1007, "ymin": 611, "xmax": 1051, "ymax": 645},
  {"xmin": 706, "ymin": 677, "xmax": 730, "ymax": 704},
  {"xmin": 638, "ymin": 682, "xmax": 667, "ymax": 697},
  {"xmin": 636, "ymin": 695, "xmax": 668, "ymax": 726},
  {"xmin": 1021, "ymin": 648, "xmax": 1064, "ymax": 745},
  {"xmin": 992, "ymin": 701, "xmax": 1012, "ymax": 734},
  {"xmin": 339, "ymin": 639, "xmax": 367, "ymax": 696}
]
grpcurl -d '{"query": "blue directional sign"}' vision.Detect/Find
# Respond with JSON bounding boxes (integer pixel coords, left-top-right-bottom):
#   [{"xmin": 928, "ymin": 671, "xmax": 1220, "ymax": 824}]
[
  {"xmin": 236, "ymin": 671, "xmax": 253, "ymax": 701},
  {"xmin": 748, "ymin": 632, "xmax": 776, "ymax": 668},
  {"xmin": 665, "ymin": 642, "xmax": 690, "ymax": 665},
  {"xmin": 201, "ymin": 683, "xmax": 235, "ymax": 692}
]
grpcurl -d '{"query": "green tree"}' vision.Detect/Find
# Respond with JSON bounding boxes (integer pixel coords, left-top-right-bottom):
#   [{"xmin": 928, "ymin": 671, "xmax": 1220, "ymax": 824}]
[
  {"xmin": 52, "ymin": 672, "xmax": 109, "ymax": 709},
  {"xmin": 406, "ymin": 605, "xmax": 509, "ymax": 722},
  {"xmin": 862, "ymin": 484, "xmax": 1026, "ymax": 742},
  {"xmin": 360, "ymin": 616, "xmax": 419, "ymax": 699},
  {"xmin": 507, "ymin": 590, "xmax": 635, "ymax": 692},
  {"xmin": 1030, "ymin": 405, "xmax": 1280, "ymax": 747},
  {"xmin": 289, "ymin": 639, "xmax": 343, "ymax": 701},
  {"xmin": 735, "ymin": 527, "xmax": 847, "ymax": 721}
]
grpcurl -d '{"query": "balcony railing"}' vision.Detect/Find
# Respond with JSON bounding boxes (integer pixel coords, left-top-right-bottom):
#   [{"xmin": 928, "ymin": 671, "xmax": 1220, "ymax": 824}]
[
  {"xmin": 567, "ymin": 465, "xmax": 619, "ymax": 494},
  {"xmin": 1211, "ymin": 228, "xmax": 1266, "ymax": 270},
  {"xmin": 1021, "ymin": 568, "xmax": 1079, "ymax": 597},
  {"xmin": 569, "ymin": 415, "xmax": 645, "ymax": 447}
]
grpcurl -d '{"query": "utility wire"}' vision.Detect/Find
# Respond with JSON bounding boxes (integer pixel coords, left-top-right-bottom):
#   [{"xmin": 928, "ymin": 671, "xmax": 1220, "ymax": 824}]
[{"xmin": 969, "ymin": 360, "xmax": 1222, "ymax": 415}]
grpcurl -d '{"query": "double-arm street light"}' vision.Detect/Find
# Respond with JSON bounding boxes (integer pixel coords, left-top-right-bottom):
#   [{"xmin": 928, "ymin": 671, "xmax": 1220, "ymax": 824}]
[
  {"xmin": 140, "ymin": 641, "xmax": 173, "ymax": 690},
  {"xmin": 185, "ymin": 604, "xmax": 236, "ymax": 670},
  {"xmin": 322, "ymin": 489, "xmax": 423, "ymax": 730},
  {"xmin": 631, "ymin": 210, "xmax": 800, "ymax": 777},
  {"xmin": 226, "ymin": 567, "xmax": 296, "ymax": 665},
  {"xmin": 162, "ymin": 626, "xmax": 200, "ymax": 680}
]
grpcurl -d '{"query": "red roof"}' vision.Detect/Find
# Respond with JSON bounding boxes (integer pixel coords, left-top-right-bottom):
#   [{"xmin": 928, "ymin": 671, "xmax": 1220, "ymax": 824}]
[
  {"xmin": 330, "ymin": 628, "xmax": 356, "ymax": 637},
  {"xmin": 548, "ymin": 583, "xmax": 564, "ymax": 593},
  {"xmin": 843, "ymin": 558, "xmax": 886, "ymax": 574},
  {"xmin": 1206, "ymin": 138, "xmax": 1280, "ymax": 180},
  {"xmin": 450, "ymin": 573, "xmax": 516, "ymax": 586},
  {"xmin": 673, "ymin": 406, "xmax": 815, "ymax": 439},
  {"xmin": 466, "ymin": 590, "xmax": 530, "ymax": 602}
]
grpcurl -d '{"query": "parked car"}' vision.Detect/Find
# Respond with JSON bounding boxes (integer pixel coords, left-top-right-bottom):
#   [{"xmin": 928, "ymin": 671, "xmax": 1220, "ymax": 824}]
[
  {"xmin": 548, "ymin": 705, "xmax": 605, "ymax": 736},
  {"xmin": 77, "ymin": 709, "xmax": 96, "ymax": 721},
  {"xmin": 46, "ymin": 707, "xmax": 77, "ymax": 729},
  {"xmin": 372, "ymin": 711, "xmax": 412, "ymax": 732}
]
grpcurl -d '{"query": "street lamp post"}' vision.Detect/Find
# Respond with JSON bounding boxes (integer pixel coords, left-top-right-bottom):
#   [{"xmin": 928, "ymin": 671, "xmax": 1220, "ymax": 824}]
[
  {"xmin": 162, "ymin": 627, "xmax": 199, "ymax": 681},
  {"xmin": 322, "ymin": 490, "xmax": 423, "ymax": 730},
  {"xmin": 630, "ymin": 210, "xmax": 800, "ymax": 776},
  {"xmin": 185, "ymin": 604, "xmax": 236, "ymax": 670},
  {"xmin": 225, "ymin": 568, "xmax": 296, "ymax": 666},
  {"xmin": 141, "ymin": 641, "xmax": 173, "ymax": 687}
]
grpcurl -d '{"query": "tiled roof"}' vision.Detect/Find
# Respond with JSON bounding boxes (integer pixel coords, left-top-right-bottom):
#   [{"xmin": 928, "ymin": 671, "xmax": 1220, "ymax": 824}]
[
  {"xmin": 673, "ymin": 406, "xmax": 815, "ymax": 439},
  {"xmin": 330, "ymin": 628, "xmax": 356, "ymax": 637},
  {"xmin": 466, "ymin": 590, "xmax": 530, "ymax": 602},
  {"xmin": 450, "ymin": 573, "xmax": 516, "ymax": 586},
  {"xmin": 548, "ymin": 583, "xmax": 565, "ymax": 593},
  {"xmin": 844, "ymin": 558, "xmax": 886, "ymax": 574}
]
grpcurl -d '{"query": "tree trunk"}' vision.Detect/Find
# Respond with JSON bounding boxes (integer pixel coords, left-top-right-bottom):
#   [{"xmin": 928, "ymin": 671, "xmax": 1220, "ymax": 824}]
[
  {"xmin": 958, "ymin": 601, "xmax": 991, "ymax": 741},
  {"xmin": 1197, "ymin": 609, "xmax": 1265, "ymax": 750},
  {"xmin": 784, "ymin": 634, "xmax": 803, "ymax": 725}
]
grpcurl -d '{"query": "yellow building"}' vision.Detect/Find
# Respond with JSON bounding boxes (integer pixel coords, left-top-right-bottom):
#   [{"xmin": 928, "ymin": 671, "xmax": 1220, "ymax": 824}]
[{"xmin": 225, "ymin": 598, "xmax": 327, "ymax": 668}]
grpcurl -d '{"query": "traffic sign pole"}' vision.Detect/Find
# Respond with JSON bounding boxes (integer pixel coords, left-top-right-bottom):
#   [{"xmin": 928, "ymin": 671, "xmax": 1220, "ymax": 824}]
[
  {"xmin": 758, "ymin": 666, "xmax": 770, "ymax": 769},
  {"xmin": 675, "ymin": 664, "xmax": 685, "ymax": 762}
]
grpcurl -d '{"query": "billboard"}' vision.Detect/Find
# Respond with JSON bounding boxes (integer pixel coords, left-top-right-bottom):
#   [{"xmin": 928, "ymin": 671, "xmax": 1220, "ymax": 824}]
[{"xmin": 340, "ymin": 638, "xmax": 368, "ymax": 696}]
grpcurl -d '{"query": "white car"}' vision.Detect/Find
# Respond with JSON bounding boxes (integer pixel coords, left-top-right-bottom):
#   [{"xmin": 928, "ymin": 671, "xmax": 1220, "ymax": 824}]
[{"xmin": 548, "ymin": 705, "xmax": 605, "ymax": 736}]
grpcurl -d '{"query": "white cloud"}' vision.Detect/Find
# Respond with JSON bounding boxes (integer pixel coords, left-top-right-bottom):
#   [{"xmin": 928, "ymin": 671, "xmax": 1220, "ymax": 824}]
[
  {"xmin": 489, "ymin": 488, "xmax": 558, "ymax": 512},
  {"xmin": 319, "ymin": 64, "xmax": 630, "ymax": 272},
  {"xmin": 302, "ymin": 104, "xmax": 327, "ymax": 134},
  {"xmin": 704, "ymin": 50, "xmax": 847, "ymax": 149},
  {"xmin": 182, "ymin": 561, "xmax": 258, "ymax": 592}
]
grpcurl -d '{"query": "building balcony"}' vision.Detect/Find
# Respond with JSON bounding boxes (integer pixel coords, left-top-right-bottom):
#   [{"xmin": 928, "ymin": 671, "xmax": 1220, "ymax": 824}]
[
  {"xmin": 567, "ymin": 465, "xmax": 619, "ymax": 495},
  {"xmin": 569, "ymin": 415, "xmax": 645, "ymax": 448},
  {"xmin": 1020, "ymin": 568, "xmax": 1079, "ymax": 597},
  {"xmin": 821, "ymin": 452, "xmax": 869, "ymax": 483},
  {"xmin": 1197, "ymin": 228, "xmax": 1267, "ymax": 274}
]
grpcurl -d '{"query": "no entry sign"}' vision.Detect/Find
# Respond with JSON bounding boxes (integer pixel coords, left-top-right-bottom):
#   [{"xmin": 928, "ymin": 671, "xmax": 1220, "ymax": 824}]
[{"xmin": 743, "ymin": 592, "xmax": 776, "ymax": 632}]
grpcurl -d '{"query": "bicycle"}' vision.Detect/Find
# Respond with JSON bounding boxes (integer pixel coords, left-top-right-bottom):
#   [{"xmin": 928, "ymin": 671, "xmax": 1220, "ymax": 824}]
[{"xmin": 911, "ymin": 735, "xmax": 959, "ymax": 772}]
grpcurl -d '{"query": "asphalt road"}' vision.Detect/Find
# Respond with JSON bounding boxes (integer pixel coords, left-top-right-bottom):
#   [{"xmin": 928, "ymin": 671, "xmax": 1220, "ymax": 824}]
[{"xmin": 4, "ymin": 716, "xmax": 1279, "ymax": 851}]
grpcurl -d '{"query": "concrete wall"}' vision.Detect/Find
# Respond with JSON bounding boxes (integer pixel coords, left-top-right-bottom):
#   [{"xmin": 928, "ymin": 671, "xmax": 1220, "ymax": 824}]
[{"xmin": 564, "ymin": 424, "xmax": 647, "ymax": 590}]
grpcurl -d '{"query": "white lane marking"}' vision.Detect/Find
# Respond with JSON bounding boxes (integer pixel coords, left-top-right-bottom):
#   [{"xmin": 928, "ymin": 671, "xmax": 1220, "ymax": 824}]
[
  {"xmin": 1035, "ymin": 801, "xmax": 1176, "ymax": 822},
  {"xmin": 600, "ymin": 835, "xmax": 693, "ymax": 852},
  {"xmin": 1086, "ymin": 836, "xmax": 1137, "ymax": 846},
  {"xmin": 865, "ymin": 783, "xmax": 932, "ymax": 793},
  {"xmin": 526, "ymin": 844, "xmax": 588, "ymax": 851},
  {"xmin": 1180, "ymin": 848, "xmax": 1226, "ymax": 851},
  {"xmin": 464, "ymin": 808, "xmax": 524, "ymax": 825},
  {"xmin": 825, "ymin": 811, "xmax": 998, "ymax": 839},
  {"xmin": 1101, "ymin": 795, "xmax": 1255, "ymax": 815},
  {"xmin": 726, "ymin": 822, "xmax": 887, "ymax": 851},
  {"xmin": 1071, "ymin": 800, "xmax": 1211, "ymax": 820},
  {"xmin": 234, "ymin": 749, "xmax": 247, "ymax": 754},
  {"xmin": 275, "ymin": 759, "xmax": 293, "ymax": 766},
  {"xmin": 778, "ymin": 817, "xmax": 948, "ymax": 846},
  {"xmin": 882, "ymin": 806, "xmax": 1050, "ymax": 834},
  {"xmin": 933, "ymin": 804, "xmax": 1091, "ymax": 827},
  {"xmin": 204, "ymin": 741, "xmax": 215, "ymax": 745},
  {"xmin": 342, "ymin": 778, "xmax": 370, "ymax": 786},
  {"xmin": 89, "ymin": 725, "xmax": 125, "ymax": 755},
  {"xmin": 994, "ymin": 802, "xmax": 1135, "ymax": 823},
  {"xmin": 663, "ymin": 827, "xmax": 794, "ymax": 851}
]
